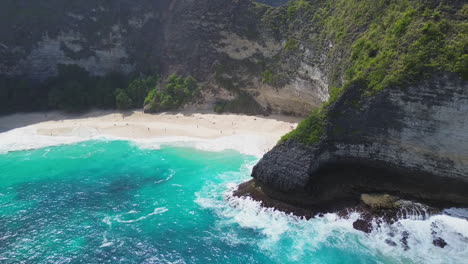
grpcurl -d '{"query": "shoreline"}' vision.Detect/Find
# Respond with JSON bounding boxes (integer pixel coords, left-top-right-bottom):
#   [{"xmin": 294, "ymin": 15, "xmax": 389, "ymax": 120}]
[
  {"xmin": 0, "ymin": 110, "xmax": 300, "ymax": 157},
  {"xmin": 2, "ymin": 110, "xmax": 468, "ymax": 262},
  {"xmin": 233, "ymin": 179, "xmax": 468, "ymax": 236}
]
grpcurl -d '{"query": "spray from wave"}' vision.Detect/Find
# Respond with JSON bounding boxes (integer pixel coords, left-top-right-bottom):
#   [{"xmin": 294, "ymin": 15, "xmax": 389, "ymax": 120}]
[{"xmin": 196, "ymin": 160, "xmax": 468, "ymax": 264}]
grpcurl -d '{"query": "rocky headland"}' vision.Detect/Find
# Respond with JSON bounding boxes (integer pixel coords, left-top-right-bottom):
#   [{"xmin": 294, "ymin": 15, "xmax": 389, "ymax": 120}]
[{"xmin": 233, "ymin": 0, "xmax": 468, "ymax": 232}]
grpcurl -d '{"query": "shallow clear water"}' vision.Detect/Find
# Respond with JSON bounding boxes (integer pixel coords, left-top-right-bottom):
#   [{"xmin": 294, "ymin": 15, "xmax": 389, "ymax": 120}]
[{"xmin": 0, "ymin": 140, "xmax": 467, "ymax": 263}]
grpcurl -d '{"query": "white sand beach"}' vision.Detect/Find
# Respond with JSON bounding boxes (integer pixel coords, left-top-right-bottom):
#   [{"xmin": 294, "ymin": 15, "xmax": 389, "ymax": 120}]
[{"xmin": 0, "ymin": 110, "xmax": 300, "ymax": 156}]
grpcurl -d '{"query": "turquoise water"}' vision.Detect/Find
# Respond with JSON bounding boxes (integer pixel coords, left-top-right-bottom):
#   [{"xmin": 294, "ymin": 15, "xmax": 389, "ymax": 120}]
[{"xmin": 0, "ymin": 140, "xmax": 466, "ymax": 263}]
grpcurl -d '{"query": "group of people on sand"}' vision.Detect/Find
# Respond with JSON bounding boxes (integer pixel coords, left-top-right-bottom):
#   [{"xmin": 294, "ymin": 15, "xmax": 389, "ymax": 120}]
[{"xmin": 58, "ymin": 115, "xmax": 288, "ymax": 139}]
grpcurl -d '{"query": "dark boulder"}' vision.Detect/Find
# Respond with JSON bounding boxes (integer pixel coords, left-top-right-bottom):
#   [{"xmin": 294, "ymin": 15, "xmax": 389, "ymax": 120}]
[
  {"xmin": 352, "ymin": 219, "xmax": 372, "ymax": 234},
  {"xmin": 433, "ymin": 238, "xmax": 448, "ymax": 248}
]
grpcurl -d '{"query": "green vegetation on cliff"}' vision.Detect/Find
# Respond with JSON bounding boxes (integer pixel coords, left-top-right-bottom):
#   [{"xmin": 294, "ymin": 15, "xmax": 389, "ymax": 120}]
[
  {"xmin": 144, "ymin": 74, "xmax": 199, "ymax": 112},
  {"xmin": 123, "ymin": 76, "xmax": 158, "ymax": 109},
  {"xmin": 0, "ymin": 77, "xmax": 43, "ymax": 113},
  {"xmin": 0, "ymin": 65, "xmax": 161, "ymax": 113},
  {"xmin": 261, "ymin": 70, "xmax": 277, "ymax": 85},
  {"xmin": 47, "ymin": 65, "xmax": 129, "ymax": 112},
  {"xmin": 279, "ymin": 0, "xmax": 467, "ymax": 144},
  {"xmin": 46, "ymin": 65, "xmax": 159, "ymax": 112},
  {"xmin": 115, "ymin": 89, "xmax": 133, "ymax": 110}
]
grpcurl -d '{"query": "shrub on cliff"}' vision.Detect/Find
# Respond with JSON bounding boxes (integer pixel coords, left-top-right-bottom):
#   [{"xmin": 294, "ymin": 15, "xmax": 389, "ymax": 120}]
[
  {"xmin": 47, "ymin": 65, "xmax": 92, "ymax": 112},
  {"xmin": 115, "ymin": 89, "xmax": 133, "ymax": 110},
  {"xmin": 261, "ymin": 70, "xmax": 277, "ymax": 84},
  {"xmin": 41, "ymin": 64, "xmax": 161, "ymax": 112},
  {"xmin": 126, "ymin": 76, "xmax": 158, "ymax": 107},
  {"xmin": 144, "ymin": 74, "xmax": 199, "ymax": 112},
  {"xmin": 0, "ymin": 76, "xmax": 47, "ymax": 113},
  {"xmin": 48, "ymin": 81, "xmax": 89, "ymax": 112}
]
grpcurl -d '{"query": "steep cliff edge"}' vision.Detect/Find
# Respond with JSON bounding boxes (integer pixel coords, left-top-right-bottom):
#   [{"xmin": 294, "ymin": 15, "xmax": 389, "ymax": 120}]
[
  {"xmin": 238, "ymin": 0, "xmax": 468, "ymax": 212},
  {"xmin": 0, "ymin": 0, "xmax": 329, "ymax": 116},
  {"xmin": 245, "ymin": 74, "xmax": 468, "ymax": 210}
]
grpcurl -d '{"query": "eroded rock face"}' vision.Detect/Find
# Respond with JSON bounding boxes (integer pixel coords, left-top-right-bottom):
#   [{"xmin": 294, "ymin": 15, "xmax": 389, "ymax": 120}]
[
  {"xmin": 250, "ymin": 73, "xmax": 468, "ymax": 208},
  {"xmin": 252, "ymin": 140, "xmax": 319, "ymax": 192},
  {"xmin": 255, "ymin": 0, "xmax": 290, "ymax": 6},
  {"xmin": 361, "ymin": 194, "xmax": 398, "ymax": 210},
  {"xmin": 0, "ymin": 0, "xmax": 329, "ymax": 116},
  {"xmin": 0, "ymin": 0, "xmax": 171, "ymax": 79}
]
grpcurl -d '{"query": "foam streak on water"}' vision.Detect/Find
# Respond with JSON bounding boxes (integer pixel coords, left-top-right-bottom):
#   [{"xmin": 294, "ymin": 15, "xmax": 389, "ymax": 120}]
[
  {"xmin": 0, "ymin": 126, "xmax": 271, "ymax": 157},
  {"xmin": 0, "ymin": 139, "xmax": 467, "ymax": 263}
]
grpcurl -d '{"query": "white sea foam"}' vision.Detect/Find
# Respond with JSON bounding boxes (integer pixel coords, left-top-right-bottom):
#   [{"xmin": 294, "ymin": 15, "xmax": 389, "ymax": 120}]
[
  {"xmin": 0, "ymin": 125, "xmax": 269, "ymax": 157},
  {"xmin": 443, "ymin": 207, "xmax": 468, "ymax": 219},
  {"xmin": 115, "ymin": 207, "xmax": 168, "ymax": 224},
  {"xmin": 210, "ymin": 192, "xmax": 468, "ymax": 263},
  {"xmin": 102, "ymin": 216, "xmax": 112, "ymax": 227},
  {"xmin": 154, "ymin": 169, "xmax": 175, "ymax": 184},
  {"xmin": 133, "ymin": 134, "xmax": 271, "ymax": 157},
  {"xmin": 0, "ymin": 127, "xmax": 88, "ymax": 154},
  {"xmin": 194, "ymin": 160, "xmax": 468, "ymax": 264},
  {"xmin": 99, "ymin": 232, "xmax": 114, "ymax": 248},
  {"xmin": 99, "ymin": 241, "xmax": 114, "ymax": 248},
  {"xmin": 197, "ymin": 187, "xmax": 364, "ymax": 260},
  {"xmin": 364, "ymin": 213, "xmax": 468, "ymax": 264}
]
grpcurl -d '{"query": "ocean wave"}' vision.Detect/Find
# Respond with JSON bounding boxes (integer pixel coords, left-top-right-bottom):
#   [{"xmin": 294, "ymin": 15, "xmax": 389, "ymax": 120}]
[
  {"xmin": 363, "ymin": 213, "xmax": 468, "ymax": 264},
  {"xmin": 0, "ymin": 127, "xmax": 89, "ymax": 154},
  {"xmin": 220, "ymin": 193, "xmax": 468, "ymax": 263},
  {"xmin": 0, "ymin": 126, "xmax": 268, "ymax": 157},
  {"xmin": 194, "ymin": 159, "xmax": 468, "ymax": 264},
  {"xmin": 99, "ymin": 232, "xmax": 114, "ymax": 248},
  {"xmin": 132, "ymin": 134, "xmax": 270, "ymax": 157},
  {"xmin": 154, "ymin": 169, "xmax": 175, "ymax": 184},
  {"xmin": 114, "ymin": 207, "xmax": 168, "ymax": 224}
]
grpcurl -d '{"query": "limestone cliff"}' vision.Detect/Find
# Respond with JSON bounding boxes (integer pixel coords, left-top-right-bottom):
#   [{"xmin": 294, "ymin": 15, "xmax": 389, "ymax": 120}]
[
  {"xmin": 0, "ymin": 0, "xmax": 328, "ymax": 116},
  {"xmin": 248, "ymin": 74, "xmax": 468, "ymax": 209},
  {"xmin": 241, "ymin": 0, "xmax": 468, "ymax": 210}
]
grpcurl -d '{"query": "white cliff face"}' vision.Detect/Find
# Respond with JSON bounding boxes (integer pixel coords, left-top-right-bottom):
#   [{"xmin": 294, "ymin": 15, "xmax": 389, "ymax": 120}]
[
  {"xmin": 213, "ymin": 32, "xmax": 330, "ymax": 115},
  {"xmin": 16, "ymin": 31, "xmax": 135, "ymax": 80},
  {"xmin": 216, "ymin": 32, "xmax": 282, "ymax": 60},
  {"xmin": 0, "ymin": 1, "xmax": 167, "ymax": 81},
  {"xmin": 1, "ymin": 0, "xmax": 331, "ymax": 116},
  {"xmin": 247, "ymin": 74, "xmax": 327, "ymax": 115},
  {"xmin": 128, "ymin": 13, "xmax": 155, "ymax": 29}
]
